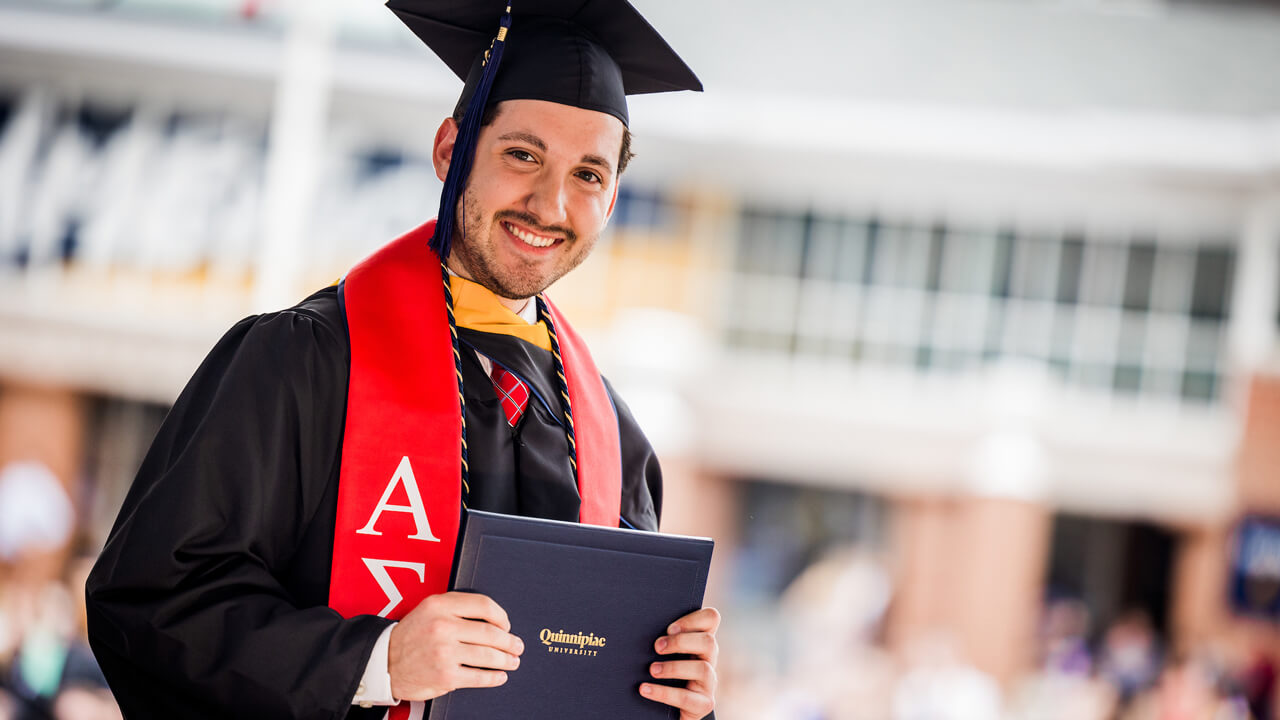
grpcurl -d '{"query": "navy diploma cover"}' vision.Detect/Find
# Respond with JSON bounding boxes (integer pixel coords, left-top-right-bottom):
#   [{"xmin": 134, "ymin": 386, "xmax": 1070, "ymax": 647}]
[{"xmin": 427, "ymin": 510, "xmax": 714, "ymax": 719}]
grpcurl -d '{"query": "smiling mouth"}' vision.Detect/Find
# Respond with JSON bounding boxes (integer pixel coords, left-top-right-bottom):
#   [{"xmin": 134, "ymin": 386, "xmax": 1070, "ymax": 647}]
[{"xmin": 504, "ymin": 221, "xmax": 560, "ymax": 248}]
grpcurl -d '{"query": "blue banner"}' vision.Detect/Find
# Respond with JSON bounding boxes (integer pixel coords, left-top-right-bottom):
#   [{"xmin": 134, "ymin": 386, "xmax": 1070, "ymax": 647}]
[{"xmin": 1231, "ymin": 515, "xmax": 1280, "ymax": 622}]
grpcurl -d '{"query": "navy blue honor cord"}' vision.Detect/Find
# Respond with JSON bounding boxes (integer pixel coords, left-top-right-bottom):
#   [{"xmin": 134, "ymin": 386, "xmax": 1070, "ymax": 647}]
[{"xmin": 438, "ymin": 265, "xmax": 580, "ymax": 509}]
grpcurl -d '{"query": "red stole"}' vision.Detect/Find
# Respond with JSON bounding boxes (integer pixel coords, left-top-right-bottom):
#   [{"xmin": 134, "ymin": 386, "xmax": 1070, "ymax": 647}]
[{"xmin": 327, "ymin": 219, "xmax": 622, "ymax": 625}]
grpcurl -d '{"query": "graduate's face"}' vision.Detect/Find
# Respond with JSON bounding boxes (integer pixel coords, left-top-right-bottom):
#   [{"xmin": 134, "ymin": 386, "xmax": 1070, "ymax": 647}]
[{"xmin": 432, "ymin": 99, "xmax": 623, "ymax": 301}]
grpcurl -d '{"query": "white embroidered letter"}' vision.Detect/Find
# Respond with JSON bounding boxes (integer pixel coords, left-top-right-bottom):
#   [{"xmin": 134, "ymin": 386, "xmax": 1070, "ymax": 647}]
[
  {"xmin": 356, "ymin": 456, "xmax": 441, "ymax": 542},
  {"xmin": 361, "ymin": 558, "xmax": 426, "ymax": 617}
]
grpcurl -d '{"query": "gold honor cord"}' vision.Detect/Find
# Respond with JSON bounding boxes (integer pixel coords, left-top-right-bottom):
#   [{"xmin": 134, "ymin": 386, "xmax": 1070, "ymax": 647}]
[
  {"xmin": 440, "ymin": 261, "xmax": 471, "ymax": 506},
  {"xmin": 439, "ymin": 264, "xmax": 581, "ymax": 508},
  {"xmin": 537, "ymin": 295, "xmax": 580, "ymax": 491}
]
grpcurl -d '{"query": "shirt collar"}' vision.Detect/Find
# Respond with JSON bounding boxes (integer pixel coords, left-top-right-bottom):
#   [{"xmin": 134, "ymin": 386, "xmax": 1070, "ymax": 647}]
[{"xmin": 446, "ymin": 267, "xmax": 538, "ymax": 325}]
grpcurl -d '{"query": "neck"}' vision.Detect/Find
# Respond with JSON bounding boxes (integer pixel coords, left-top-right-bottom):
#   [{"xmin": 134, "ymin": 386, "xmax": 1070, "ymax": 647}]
[
  {"xmin": 502, "ymin": 296, "xmax": 532, "ymax": 315},
  {"xmin": 445, "ymin": 257, "xmax": 531, "ymax": 315}
]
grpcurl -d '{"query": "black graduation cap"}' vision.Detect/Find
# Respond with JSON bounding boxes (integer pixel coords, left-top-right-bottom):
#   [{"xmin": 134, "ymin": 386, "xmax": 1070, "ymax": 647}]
[{"xmin": 385, "ymin": 0, "xmax": 702, "ymax": 259}]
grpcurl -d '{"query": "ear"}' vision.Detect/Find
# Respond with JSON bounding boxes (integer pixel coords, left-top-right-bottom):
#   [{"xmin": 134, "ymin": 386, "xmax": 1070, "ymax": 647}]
[
  {"xmin": 604, "ymin": 179, "xmax": 621, "ymax": 224},
  {"xmin": 432, "ymin": 117, "xmax": 459, "ymax": 182}
]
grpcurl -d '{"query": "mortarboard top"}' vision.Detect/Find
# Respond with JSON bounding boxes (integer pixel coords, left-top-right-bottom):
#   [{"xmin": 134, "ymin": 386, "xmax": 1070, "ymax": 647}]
[
  {"xmin": 387, "ymin": 0, "xmax": 703, "ymax": 127},
  {"xmin": 385, "ymin": 0, "xmax": 702, "ymax": 259}
]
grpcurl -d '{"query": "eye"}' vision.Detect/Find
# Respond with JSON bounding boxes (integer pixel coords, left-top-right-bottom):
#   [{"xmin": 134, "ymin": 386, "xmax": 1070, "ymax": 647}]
[
  {"xmin": 575, "ymin": 169, "xmax": 603, "ymax": 185},
  {"xmin": 507, "ymin": 149, "xmax": 536, "ymax": 163}
]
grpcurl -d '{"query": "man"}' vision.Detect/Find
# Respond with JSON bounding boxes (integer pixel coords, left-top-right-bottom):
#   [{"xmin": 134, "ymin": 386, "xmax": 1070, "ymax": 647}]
[{"xmin": 85, "ymin": 1, "xmax": 718, "ymax": 718}]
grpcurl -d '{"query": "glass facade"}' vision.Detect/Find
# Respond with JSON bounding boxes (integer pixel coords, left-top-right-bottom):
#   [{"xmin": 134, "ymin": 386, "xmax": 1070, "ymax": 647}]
[{"xmin": 725, "ymin": 209, "xmax": 1236, "ymax": 404}]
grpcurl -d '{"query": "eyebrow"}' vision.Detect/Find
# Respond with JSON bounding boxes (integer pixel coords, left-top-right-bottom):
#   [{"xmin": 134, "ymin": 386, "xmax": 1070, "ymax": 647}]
[
  {"xmin": 579, "ymin": 153, "xmax": 614, "ymax": 174},
  {"xmin": 497, "ymin": 131, "xmax": 615, "ymax": 175},
  {"xmin": 497, "ymin": 131, "xmax": 546, "ymax": 152}
]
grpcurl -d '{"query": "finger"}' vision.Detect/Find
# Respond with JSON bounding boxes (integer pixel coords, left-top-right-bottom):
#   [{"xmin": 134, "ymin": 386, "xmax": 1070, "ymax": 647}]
[
  {"xmin": 650, "ymin": 659, "xmax": 715, "ymax": 686},
  {"xmin": 454, "ymin": 618, "xmax": 525, "ymax": 656},
  {"xmin": 450, "ymin": 667, "xmax": 510, "ymax": 690},
  {"xmin": 656, "ymin": 631, "xmax": 718, "ymax": 662},
  {"xmin": 665, "ymin": 607, "xmax": 720, "ymax": 636},
  {"xmin": 456, "ymin": 642, "xmax": 522, "ymax": 672},
  {"xmin": 639, "ymin": 682, "xmax": 714, "ymax": 719},
  {"xmin": 439, "ymin": 592, "xmax": 511, "ymax": 631}
]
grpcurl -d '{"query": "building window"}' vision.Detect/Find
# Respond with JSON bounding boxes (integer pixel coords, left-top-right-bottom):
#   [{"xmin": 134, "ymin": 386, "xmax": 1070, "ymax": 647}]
[{"xmin": 726, "ymin": 208, "xmax": 1236, "ymax": 405}]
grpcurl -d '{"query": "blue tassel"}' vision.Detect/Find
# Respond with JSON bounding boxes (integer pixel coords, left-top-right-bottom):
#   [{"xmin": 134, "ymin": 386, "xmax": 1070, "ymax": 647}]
[{"xmin": 431, "ymin": 5, "xmax": 513, "ymax": 260}]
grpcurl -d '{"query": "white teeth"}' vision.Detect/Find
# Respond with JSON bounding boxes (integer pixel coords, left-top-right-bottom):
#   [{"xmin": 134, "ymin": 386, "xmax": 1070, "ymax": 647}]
[{"xmin": 505, "ymin": 222, "xmax": 557, "ymax": 247}]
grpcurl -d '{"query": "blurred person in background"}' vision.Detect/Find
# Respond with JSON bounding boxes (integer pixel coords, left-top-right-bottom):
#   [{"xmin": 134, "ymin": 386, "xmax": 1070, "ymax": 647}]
[
  {"xmin": 0, "ymin": 461, "xmax": 118, "ymax": 720},
  {"xmin": 1121, "ymin": 653, "xmax": 1252, "ymax": 720},
  {"xmin": 1237, "ymin": 639, "xmax": 1275, "ymax": 720},
  {"xmin": 0, "ymin": 461, "xmax": 73, "ymax": 579},
  {"xmin": 85, "ymin": 1, "xmax": 719, "ymax": 718},
  {"xmin": 1007, "ymin": 598, "xmax": 1117, "ymax": 720},
  {"xmin": 776, "ymin": 547, "xmax": 895, "ymax": 720},
  {"xmin": 1039, "ymin": 597, "xmax": 1094, "ymax": 677},
  {"xmin": 5, "ymin": 582, "xmax": 116, "ymax": 720},
  {"xmin": 711, "ymin": 547, "xmax": 895, "ymax": 720},
  {"xmin": 1100, "ymin": 609, "xmax": 1163, "ymax": 710},
  {"xmin": 891, "ymin": 631, "xmax": 1003, "ymax": 720}
]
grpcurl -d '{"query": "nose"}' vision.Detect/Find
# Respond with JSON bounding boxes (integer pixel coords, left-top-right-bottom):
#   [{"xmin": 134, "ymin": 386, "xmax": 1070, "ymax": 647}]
[{"xmin": 525, "ymin": 170, "xmax": 568, "ymax": 227}]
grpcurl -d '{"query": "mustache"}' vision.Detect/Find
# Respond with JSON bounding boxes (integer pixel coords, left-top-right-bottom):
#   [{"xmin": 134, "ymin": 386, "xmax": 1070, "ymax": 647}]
[{"xmin": 495, "ymin": 210, "xmax": 577, "ymax": 243}]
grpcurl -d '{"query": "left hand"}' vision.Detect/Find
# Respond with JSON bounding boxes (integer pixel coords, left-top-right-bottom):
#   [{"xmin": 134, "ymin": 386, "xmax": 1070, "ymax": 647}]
[{"xmin": 640, "ymin": 606, "xmax": 720, "ymax": 719}]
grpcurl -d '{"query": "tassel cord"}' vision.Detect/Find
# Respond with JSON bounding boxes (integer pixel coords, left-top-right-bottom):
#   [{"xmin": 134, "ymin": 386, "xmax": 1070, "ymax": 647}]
[{"xmin": 430, "ymin": 7, "xmax": 513, "ymax": 260}]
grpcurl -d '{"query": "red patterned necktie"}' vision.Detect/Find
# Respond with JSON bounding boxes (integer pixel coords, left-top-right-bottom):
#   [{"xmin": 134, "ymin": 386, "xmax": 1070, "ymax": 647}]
[{"xmin": 490, "ymin": 364, "xmax": 530, "ymax": 427}]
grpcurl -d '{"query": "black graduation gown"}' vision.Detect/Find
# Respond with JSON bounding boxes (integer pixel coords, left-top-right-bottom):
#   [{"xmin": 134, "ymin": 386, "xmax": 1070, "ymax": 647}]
[{"xmin": 85, "ymin": 285, "xmax": 663, "ymax": 719}]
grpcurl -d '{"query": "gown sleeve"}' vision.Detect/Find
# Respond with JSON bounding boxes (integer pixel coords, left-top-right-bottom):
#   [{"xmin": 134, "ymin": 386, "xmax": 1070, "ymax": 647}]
[{"xmin": 85, "ymin": 303, "xmax": 391, "ymax": 720}]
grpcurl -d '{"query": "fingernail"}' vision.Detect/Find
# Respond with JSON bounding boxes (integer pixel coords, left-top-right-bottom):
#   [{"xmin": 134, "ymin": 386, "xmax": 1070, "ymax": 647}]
[
  {"xmin": 656, "ymin": 638, "xmax": 668, "ymax": 652},
  {"xmin": 651, "ymin": 662, "xmax": 664, "ymax": 675},
  {"xmin": 667, "ymin": 623, "xmax": 681, "ymax": 635},
  {"xmin": 640, "ymin": 684, "xmax": 654, "ymax": 697},
  {"xmin": 515, "ymin": 638, "xmax": 525, "ymax": 654}
]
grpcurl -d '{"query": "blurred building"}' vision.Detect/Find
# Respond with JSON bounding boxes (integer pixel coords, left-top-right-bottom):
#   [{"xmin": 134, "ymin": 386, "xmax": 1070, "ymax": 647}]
[{"xmin": 0, "ymin": 0, "xmax": 1277, "ymax": 717}]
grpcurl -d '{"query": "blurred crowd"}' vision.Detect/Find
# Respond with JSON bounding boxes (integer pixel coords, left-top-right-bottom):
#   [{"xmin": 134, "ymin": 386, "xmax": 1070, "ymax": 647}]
[
  {"xmin": 2, "ymin": 454, "xmax": 1277, "ymax": 719},
  {"xmin": 715, "ymin": 548, "xmax": 1278, "ymax": 720},
  {"xmin": 0, "ymin": 461, "xmax": 120, "ymax": 720},
  {"xmin": 1016, "ymin": 600, "xmax": 1273, "ymax": 720}
]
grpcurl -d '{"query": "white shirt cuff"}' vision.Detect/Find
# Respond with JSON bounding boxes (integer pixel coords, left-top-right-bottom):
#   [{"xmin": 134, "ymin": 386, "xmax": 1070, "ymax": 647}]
[{"xmin": 352, "ymin": 623, "xmax": 399, "ymax": 708}]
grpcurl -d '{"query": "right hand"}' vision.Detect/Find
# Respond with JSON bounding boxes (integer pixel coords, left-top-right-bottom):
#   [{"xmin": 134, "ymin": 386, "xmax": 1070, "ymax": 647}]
[{"xmin": 387, "ymin": 591, "xmax": 524, "ymax": 701}]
